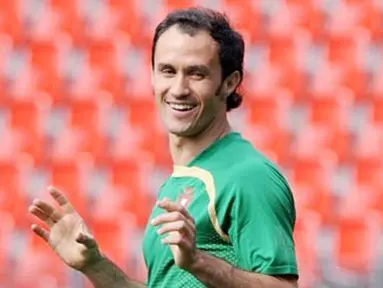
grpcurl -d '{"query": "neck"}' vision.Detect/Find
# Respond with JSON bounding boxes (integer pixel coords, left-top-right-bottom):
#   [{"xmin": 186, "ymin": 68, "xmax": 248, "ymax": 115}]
[{"xmin": 169, "ymin": 116, "xmax": 232, "ymax": 166}]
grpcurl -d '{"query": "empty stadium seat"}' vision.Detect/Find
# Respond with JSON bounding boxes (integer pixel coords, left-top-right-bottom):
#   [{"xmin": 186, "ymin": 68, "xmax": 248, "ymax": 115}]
[
  {"xmin": 333, "ymin": 211, "xmax": 381, "ymax": 274},
  {"xmin": 49, "ymin": 160, "xmax": 91, "ymax": 218},
  {"xmin": 293, "ymin": 212, "xmax": 321, "ymax": 288}
]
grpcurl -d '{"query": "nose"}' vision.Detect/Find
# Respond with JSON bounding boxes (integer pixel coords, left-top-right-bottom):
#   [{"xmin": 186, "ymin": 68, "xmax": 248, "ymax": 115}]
[{"xmin": 170, "ymin": 75, "xmax": 190, "ymax": 98}]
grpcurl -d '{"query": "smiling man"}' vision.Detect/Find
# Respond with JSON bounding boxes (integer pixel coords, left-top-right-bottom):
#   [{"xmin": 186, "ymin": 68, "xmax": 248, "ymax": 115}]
[{"xmin": 28, "ymin": 7, "xmax": 299, "ymax": 288}]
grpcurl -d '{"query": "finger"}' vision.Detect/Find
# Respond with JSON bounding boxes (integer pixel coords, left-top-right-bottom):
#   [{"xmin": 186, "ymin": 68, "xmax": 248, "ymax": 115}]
[
  {"xmin": 31, "ymin": 224, "xmax": 50, "ymax": 242},
  {"xmin": 48, "ymin": 186, "xmax": 75, "ymax": 214},
  {"xmin": 157, "ymin": 198, "xmax": 193, "ymax": 221},
  {"xmin": 32, "ymin": 199, "xmax": 62, "ymax": 223},
  {"xmin": 75, "ymin": 232, "xmax": 97, "ymax": 249},
  {"xmin": 157, "ymin": 220, "xmax": 193, "ymax": 237},
  {"xmin": 29, "ymin": 206, "xmax": 55, "ymax": 227},
  {"xmin": 161, "ymin": 232, "xmax": 188, "ymax": 248},
  {"xmin": 151, "ymin": 211, "xmax": 193, "ymax": 228}
]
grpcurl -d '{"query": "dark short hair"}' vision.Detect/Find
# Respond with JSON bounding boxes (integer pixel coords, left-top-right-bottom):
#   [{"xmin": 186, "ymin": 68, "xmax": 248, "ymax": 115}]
[{"xmin": 151, "ymin": 7, "xmax": 245, "ymax": 112}]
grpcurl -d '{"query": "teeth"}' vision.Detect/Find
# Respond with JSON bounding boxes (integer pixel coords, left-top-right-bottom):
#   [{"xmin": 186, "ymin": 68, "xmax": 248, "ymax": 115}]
[{"xmin": 168, "ymin": 103, "xmax": 195, "ymax": 111}]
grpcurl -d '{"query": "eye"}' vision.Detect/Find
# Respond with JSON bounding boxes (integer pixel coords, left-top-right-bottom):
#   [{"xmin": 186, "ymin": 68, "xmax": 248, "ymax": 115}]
[
  {"xmin": 189, "ymin": 70, "xmax": 205, "ymax": 80},
  {"xmin": 161, "ymin": 68, "xmax": 175, "ymax": 76}
]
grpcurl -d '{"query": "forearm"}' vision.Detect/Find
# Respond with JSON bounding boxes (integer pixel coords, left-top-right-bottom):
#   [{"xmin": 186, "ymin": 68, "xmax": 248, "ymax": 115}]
[
  {"xmin": 188, "ymin": 250, "xmax": 298, "ymax": 288},
  {"xmin": 81, "ymin": 256, "xmax": 146, "ymax": 288}
]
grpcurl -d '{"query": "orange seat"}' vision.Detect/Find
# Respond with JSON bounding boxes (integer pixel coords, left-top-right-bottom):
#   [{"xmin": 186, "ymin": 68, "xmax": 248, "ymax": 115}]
[
  {"xmin": 108, "ymin": 0, "xmax": 146, "ymax": 46},
  {"xmin": 49, "ymin": 160, "xmax": 90, "ymax": 218},
  {"xmin": 110, "ymin": 160, "xmax": 154, "ymax": 228},
  {"xmin": 294, "ymin": 124, "xmax": 352, "ymax": 164},
  {"xmin": 8, "ymin": 100, "xmax": 49, "ymax": 161},
  {"xmin": 0, "ymin": 161, "xmax": 29, "ymax": 228},
  {"xmin": 285, "ymin": 0, "xmax": 325, "ymax": 41},
  {"xmin": 290, "ymin": 156, "xmax": 336, "ymax": 188},
  {"xmin": 246, "ymin": 93, "xmax": 292, "ymax": 129},
  {"xmin": 243, "ymin": 125, "xmax": 291, "ymax": 165},
  {"xmin": 222, "ymin": 0, "xmax": 262, "ymax": 43},
  {"xmin": 29, "ymin": 41, "xmax": 63, "ymax": 97},
  {"xmin": 88, "ymin": 219, "xmax": 130, "ymax": 268},
  {"xmin": 165, "ymin": 0, "xmax": 195, "ymax": 10},
  {"xmin": 50, "ymin": 0, "xmax": 85, "ymax": 44},
  {"xmin": 293, "ymin": 212, "xmax": 321, "ymax": 288},
  {"xmin": 371, "ymin": 97, "xmax": 383, "ymax": 125},
  {"xmin": 0, "ymin": 212, "xmax": 14, "ymax": 283},
  {"xmin": 334, "ymin": 212, "xmax": 381, "ymax": 273},
  {"xmin": 292, "ymin": 183, "xmax": 335, "ymax": 227},
  {"xmin": 354, "ymin": 156, "xmax": 383, "ymax": 188},
  {"xmin": 307, "ymin": 92, "xmax": 353, "ymax": 130},
  {"xmin": 0, "ymin": 0, "xmax": 23, "ymax": 42}
]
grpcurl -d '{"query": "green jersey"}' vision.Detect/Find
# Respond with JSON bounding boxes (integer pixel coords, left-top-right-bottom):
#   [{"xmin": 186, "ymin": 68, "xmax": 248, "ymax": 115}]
[{"xmin": 142, "ymin": 132, "xmax": 298, "ymax": 287}]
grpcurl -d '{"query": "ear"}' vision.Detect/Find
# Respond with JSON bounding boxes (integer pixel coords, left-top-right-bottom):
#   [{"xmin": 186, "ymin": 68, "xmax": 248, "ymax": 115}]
[{"xmin": 221, "ymin": 71, "xmax": 241, "ymax": 99}]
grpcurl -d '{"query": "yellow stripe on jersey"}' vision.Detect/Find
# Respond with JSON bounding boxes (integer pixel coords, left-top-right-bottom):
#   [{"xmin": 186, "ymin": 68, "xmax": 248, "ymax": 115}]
[{"xmin": 172, "ymin": 165, "xmax": 230, "ymax": 243}]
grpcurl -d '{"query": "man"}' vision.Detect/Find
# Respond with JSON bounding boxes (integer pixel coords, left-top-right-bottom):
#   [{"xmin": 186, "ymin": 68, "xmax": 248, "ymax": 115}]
[{"xmin": 28, "ymin": 7, "xmax": 299, "ymax": 288}]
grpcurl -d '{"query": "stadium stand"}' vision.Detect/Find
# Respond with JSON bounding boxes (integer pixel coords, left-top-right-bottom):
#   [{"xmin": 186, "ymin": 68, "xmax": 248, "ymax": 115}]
[{"xmin": 0, "ymin": 0, "xmax": 382, "ymax": 287}]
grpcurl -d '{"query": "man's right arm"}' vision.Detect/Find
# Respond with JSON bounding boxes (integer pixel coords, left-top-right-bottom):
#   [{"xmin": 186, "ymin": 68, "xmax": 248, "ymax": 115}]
[{"xmin": 82, "ymin": 255, "xmax": 146, "ymax": 288}]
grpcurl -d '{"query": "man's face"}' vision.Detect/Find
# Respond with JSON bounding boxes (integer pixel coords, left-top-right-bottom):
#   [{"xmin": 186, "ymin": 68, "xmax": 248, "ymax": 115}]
[{"xmin": 152, "ymin": 25, "xmax": 227, "ymax": 137}]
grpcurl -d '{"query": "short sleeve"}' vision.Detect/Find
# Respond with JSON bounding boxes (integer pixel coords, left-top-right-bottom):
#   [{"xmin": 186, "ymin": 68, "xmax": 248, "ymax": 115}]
[{"xmin": 228, "ymin": 160, "xmax": 298, "ymax": 277}]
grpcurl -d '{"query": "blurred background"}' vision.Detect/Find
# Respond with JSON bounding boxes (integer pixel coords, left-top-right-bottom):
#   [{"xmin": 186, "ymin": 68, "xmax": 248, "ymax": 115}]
[{"xmin": 0, "ymin": 0, "xmax": 382, "ymax": 287}]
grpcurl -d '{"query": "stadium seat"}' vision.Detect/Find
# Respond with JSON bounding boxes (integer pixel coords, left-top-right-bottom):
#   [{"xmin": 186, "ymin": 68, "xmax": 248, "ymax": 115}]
[
  {"xmin": 0, "ymin": 160, "xmax": 30, "ymax": 228},
  {"xmin": 243, "ymin": 125, "xmax": 292, "ymax": 165},
  {"xmin": 289, "ymin": 155, "xmax": 337, "ymax": 188},
  {"xmin": 285, "ymin": 0, "xmax": 325, "ymax": 41},
  {"xmin": 293, "ymin": 211, "xmax": 321, "ymax": 288},
  {"xmin": 294, "ymin": 124, "xmax": 352, "ymax": 164},
  {"xmin": 49, "ymin": 160, "xmax": 90, "ymax": 218},
  {"xmin": 333, "ymin": 211, "xmax": 381, "ymax": 274},
  {"xmin": 246, "ymin": 92, "xmax": 292, "ymax": 129},
  {"xmin": 353, "ymin": 156, "xmax": 383, "ymax": 188},
  {"xmin": 371, "ymin": 97, "xmax": 383, "ymax": 125},
  {"xmin": 108, "ymin": 0, "xmax": 147, "ymax": 47},
  {"xmin": 293, "ymin": 183, "xmax": 335, "ymax": 227},
  {"xmin": 50, "ymin": 0, "xmax": 85, "ymax": 44},
  {"xmin": 0, "ymin": 0, "xmax": 23, "ymax": 42},
  {"xmin": 222, "ymin": 0, "xmax": 262, "ymax": 43},
  {"xmin": 0, "ymin": 212, "xmax": 14, "ymax": 283},
  {"xmin": 306, "ymin": 91, "xmax": 353, "ymax": 130}
]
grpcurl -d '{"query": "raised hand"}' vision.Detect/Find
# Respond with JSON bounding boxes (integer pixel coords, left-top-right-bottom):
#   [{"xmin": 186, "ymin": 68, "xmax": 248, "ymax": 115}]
[
  {"xmin": 151, "ymin": 198, "xmax": 198, "ymax": 271},
  {"xmin": 28, "ymin": 186, "xmax": 102, "ymax": 271}
]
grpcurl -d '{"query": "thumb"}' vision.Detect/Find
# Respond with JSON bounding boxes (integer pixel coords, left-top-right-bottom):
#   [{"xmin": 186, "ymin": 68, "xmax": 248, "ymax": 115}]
[{"xmin": 76, "ymin": 232, "xmax": 97, "ymax": 249}]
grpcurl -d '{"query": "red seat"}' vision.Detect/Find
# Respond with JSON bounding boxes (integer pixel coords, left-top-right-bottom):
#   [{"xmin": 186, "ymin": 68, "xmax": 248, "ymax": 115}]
[
  {"xmin": 29, "ymin": 41, "xmax": 63, "ymax": 97},
  {"xmin": 246, "ymin": 91, "xmax": 292, "ymax": 129},
  {"xmin": 8, "ymin": 99, "xmax": 50, "ymax": 162},
  {"xmin": 49, "ymin": 160, "xmax": 90, "ymax": 218},
  {"xmin": 290, "ymin": 156, "xmax": 336, "ymax": 188},
  {"xmin": 0, "ymin": 212, "xmax": 14, "ymax": 283},
  {"xmin": 307, "ymin": 91, "xmax": 353, "ymax": 130},
  {"xmin": 222, "ymin": 0, "xmax": 262, "ymax": 43},
  {"xmin": 50, "ymin": 0, "xmax": 85, "ymax": 44},
  {"xmin": 354, "ymin": 156, "xmax": 383, "ymax": 188},
  {"xmin": 371, "ymin": 97, "xmax": 383, "ymax": 125},
  {"xmin": 334, "ymin": 211, "xmax": 381, "ymax": 273},
  {"xmin": 293, "ymin": 212, "xmax": 321, "ymax": 288},
  {"xmin": 108, "ymin": 0, "xmax": 146, "ymax": 46},
  {"xmin": 0, "ymin": 161, "xmax": 30, "ymax": 228},
  {"xmin": 0, "ymin": 0, "xmax": 23, "ymax": 42},
  {"xmin": 243, "ymin": 125, "xmax": 291, "ymax": 165},
  {"xmin": 294, "ymin": 124, "xmax": 352, "ymax": 164}
]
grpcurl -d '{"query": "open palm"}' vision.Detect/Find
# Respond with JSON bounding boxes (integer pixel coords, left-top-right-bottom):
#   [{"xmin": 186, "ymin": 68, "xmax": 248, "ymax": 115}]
[{"xmin": 28, "ymin": 186, "xmax": 101, "ymax": 271}]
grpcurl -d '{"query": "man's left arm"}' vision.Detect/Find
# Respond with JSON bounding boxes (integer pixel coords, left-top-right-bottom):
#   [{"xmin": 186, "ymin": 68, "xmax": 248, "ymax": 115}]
[{"xmin": 188, "ymin": 249, "xmax": 298, "ymax": 288}]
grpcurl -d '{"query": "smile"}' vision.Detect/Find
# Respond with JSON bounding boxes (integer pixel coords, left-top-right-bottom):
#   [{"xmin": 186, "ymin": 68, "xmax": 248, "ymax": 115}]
[{"xmin": 166, "ymin": 101, "xmax": 197, "ymax": 112}]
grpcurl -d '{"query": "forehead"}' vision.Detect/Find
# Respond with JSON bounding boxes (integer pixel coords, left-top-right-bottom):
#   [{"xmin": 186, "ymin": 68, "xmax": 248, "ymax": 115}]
[{"xmin": 154, "ymin": 25, "xmax": 220, "ymax": 68}]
